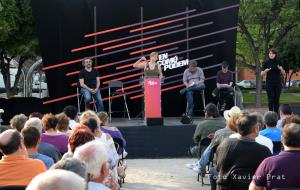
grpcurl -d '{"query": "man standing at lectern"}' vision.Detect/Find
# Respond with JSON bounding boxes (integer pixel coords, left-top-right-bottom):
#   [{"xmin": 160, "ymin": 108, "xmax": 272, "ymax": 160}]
[
  {"xmin": 79, "ymin": 58, "xmax": 104, "ymax": 112},
  {"xmin": 180, "ymin": 60, "xmax": 206, "ymax": 116}
]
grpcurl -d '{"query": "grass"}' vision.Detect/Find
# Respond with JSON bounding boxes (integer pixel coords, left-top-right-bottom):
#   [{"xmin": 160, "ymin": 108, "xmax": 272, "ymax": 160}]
[{"xmin": 243, "ymin": 91, "xmax": 300, "ymax": 105}]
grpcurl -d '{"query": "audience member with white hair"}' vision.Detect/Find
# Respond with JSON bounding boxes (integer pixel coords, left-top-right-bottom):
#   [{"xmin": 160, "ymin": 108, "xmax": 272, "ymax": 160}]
[
  {"xmin": 73, "ymin": 140, "xmax": 119, "ymax": 190},
  {"xmin": 26, "ymin": 169, "xmax": 86, "ymax": 190}
]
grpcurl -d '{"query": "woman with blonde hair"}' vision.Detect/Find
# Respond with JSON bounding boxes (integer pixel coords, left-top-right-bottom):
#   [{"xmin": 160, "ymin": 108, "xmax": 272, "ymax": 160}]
[{"xmin": 98, "ymin": 112, "xmax": 127, "ymax": 155}]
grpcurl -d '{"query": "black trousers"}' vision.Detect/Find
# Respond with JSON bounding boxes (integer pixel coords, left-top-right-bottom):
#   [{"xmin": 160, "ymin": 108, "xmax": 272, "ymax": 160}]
[{"xmin": 266, "ymin": 83, "xmax": 282, "ymax": 114}]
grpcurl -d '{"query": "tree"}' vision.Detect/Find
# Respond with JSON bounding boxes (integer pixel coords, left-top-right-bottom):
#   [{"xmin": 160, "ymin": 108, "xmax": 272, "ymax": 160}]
[
  {"xmin": 0, "ymin": 0, "xmax": 39, "ymax": 98},
  {"xmin": 237, "ymin": 0, "xmax": 300, "ymax": 107},
  {"xmin": 278, "ymin": 24, "xmax": 300, "ymax": 87}
]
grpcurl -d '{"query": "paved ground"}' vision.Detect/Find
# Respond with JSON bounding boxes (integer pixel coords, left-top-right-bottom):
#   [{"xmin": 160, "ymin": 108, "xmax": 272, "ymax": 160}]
[{"xmin": 121, "ymin": 159, "xmax": 211, "ymax": 190}]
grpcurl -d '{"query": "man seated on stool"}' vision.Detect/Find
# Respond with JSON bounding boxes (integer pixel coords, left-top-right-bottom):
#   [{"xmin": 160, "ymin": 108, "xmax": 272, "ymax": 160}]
[
  {"xmin": 212, "ymin": 61, "xmax": 234, "ymax": 111},
  {"xmin": 79, "ymin": 58, "xmax": 104, "ymax": 112},
  {"xmin": 180, "ymin": 60, "xmax": 205, "ymax": 116}
]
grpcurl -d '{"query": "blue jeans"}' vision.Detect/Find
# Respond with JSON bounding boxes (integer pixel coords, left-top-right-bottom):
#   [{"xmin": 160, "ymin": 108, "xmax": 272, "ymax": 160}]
[
  {"xmin": 80, "ymin": 88, "xmax": 104, "ymax": 112},
  {"xmin": 182, "ymin": 83, "xmax": 206, "ymax": 115}
]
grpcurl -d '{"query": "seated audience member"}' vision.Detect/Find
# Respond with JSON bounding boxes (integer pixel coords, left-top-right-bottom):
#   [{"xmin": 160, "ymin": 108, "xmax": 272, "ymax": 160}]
[
  {"xmin": 249, "ymin": 123, "xmax": 300, "ymax": 190},
  {"xmin": 56, "ymin": 113, "xmax": 70, "ymax": 134},
  {"xmin": 51, "ymin": 158, "xmax": 87, "ymax": 180},
  {"xmin": 64, "ymin": 125, "xmax": 95, "ymax": 158},
  {"xmin": 24, "ymin": 117, "xmax": 62, "ymax": 162},
  {"xmin": 0, "ymin": 129, "xmax": 46, "ymax": 186},
  {"xmin": 216, "ymin": 114, "xmax": 272, "ymax": 190},
  {"xmin": 260, "ymin": 111, "xmax": 281, "ymax": 142},
  {"xmin": 26, "ymin": 169, "xmax": 86, "ymax": 190},
  {"xmin": 191, "ymin": 103, "xmax": 225, "ymax": 156},
  {"xmin": 9, "ymin": 113, "xmax": 27, "ymax": 132},
  {"xmin": 63, "ymin": 105, "xmax": 79, "ymax": 130},
  {"xmin": 29, "ymin": 112, "xmax": 43, "ymax": 119},
  {"xmin": 180, "ymin": 60, "xmax": 206, "ymax": 115},
  {"xmin": 277, "ymin": 104, "xmax": 293, "ymax": 128},
  {"xmin": 22, "ymin": 126, "xmax": 54, "ymax": 169},
  {"xmin": 282, "ymin": 114, "xmax": 300, "ymax": 126},
  {"xmin": 98, "ymin": 111, "xmax": 127, "ymax": 155},
  {"xmin": 212, "ymin": 61, "xmax": 234, "ymax": 111},
  {"xmin": 73, "ymin": 140, "xmax": 118, "ymax": 190},
  {"xmin": 41, "ymin": 113, "xmax": 69, "ymax": 154},
  {"xmin": 250, "ymin": 112, "xmax": 274, "ymax": 154}
]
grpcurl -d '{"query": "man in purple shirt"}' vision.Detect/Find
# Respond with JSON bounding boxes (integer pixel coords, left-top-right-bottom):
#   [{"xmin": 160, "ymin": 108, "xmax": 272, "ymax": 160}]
[
  {"xmin": 249, "ymin": 123, "xmax": 300, "ymax": 190},
  {"xmin": 180, "ymin": 60, "xmax": 205, "ymax": 115},
  {"xmin": 212, "ymin": 61, "xmax": 234, "ymax": 111}
]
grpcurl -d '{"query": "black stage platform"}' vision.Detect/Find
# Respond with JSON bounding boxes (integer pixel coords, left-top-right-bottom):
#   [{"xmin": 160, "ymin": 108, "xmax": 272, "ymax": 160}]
[{"xmin": 112, "ymin": 117, "xmax": 202, "ymax": 159}]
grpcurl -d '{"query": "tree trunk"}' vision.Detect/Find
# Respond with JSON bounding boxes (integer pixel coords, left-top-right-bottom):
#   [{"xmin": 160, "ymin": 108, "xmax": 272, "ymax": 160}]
[{"xmin": 255, "ymin": 59, "xmax": 262, "ymax": 107}]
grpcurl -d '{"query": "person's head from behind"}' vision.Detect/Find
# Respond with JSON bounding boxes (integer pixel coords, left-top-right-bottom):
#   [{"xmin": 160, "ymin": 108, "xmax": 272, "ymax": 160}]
[
  {"xmin": 24, "ymin": 117, "xmax": 42, "ymax": 133},
  {"xmin": 41, "ymin": 113, "xmax": 58, "ymax": 132},
  {"xmin": 68, "ymin": 125, "xmax": 95, "ymax": 153},
  {"xmin": 283, "ymin": 115, "xmax": 300, "ymax": 127},
  {"xmin": 221, "ymin": 61, "xmax": 229, "ymax": 73},
  {"xmin": 97, "ymin": 112, "xmax": 109, "ymax": 126},
  {"xmin": 226, "ymin": 113, "xmax": 242, "ymax": 133},
  {"xmin": 0, "ymin": 129, "xmax": 25, "ymax": 156},
  {"xmin": 150, "ymin": 52, "xmax": 158, "ymax": 62},
  {"xmin": 282, "ymin": 123, "xmax": 300, "ymax": 149},
  {"xmin": 29, "ymin": 112, "xmax": 43, "ymax": 120},
  {"xmin": 188, "ymin": 60, "xmax": 198, "ymax": 73},
  {"xmin": 263, "ymin": 111, "xmax": 278, "ymax": 127},
  {"xmin": 279, "ymin": 104, "xmax": 292, "ymax": 118},
  {"xmin": 26, "ymin": 169, "xmax": 86, "ymax": 190},
  {"xmin": 250, "ymin": 112, "xmax": 264, "ymax": 130},
  {"xmin": 82, "ymin": 57, "xmax": 93, "ymax": 69},
  {"xmin": 56, "ymin": 113, "xmax": 70, "ymax": 133},
  {"xmin": 268, "ymin": 47, "xmax": 278, "ymax": 60},
  {"xmin": 204, "ymin": 103, "xmax": 219, "ymax": 118},
  {"xmin": 51, "ymin": 158, "xmax": 87, "ymax": 181},
  {"xmin": 236, "ymin": 114, "xmax": 259, "ymax": 138},
  {"xmin": 21, "ymin": 126, "xmax": 41, "ymax": 150},
  {"xmin": 73, "ymin": 140, "xmax": 109, "ymax": 182},
  {"xmin": 63, "ymin": 105, "xmax": 78, "ymax": 121},
  {"xmin": 10, "ymin": 114, "xmax": 28, "ymax": 132},
  {"xmin": 80, "ymin": 111, "xmax": 101, "ymax": 133}
]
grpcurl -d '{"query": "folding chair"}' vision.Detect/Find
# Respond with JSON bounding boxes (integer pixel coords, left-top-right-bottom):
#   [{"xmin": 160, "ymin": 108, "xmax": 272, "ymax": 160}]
[
  {"xmin": 76, "ymin": 82, "xmax": 97, "ymax": 113},
  {"xmin": 108, "ymin": 81, "xmax": 130, "ymax": 121},
  {"xmin": 113, "ymin": 137, "xmax": 126, "ymax": 187}
]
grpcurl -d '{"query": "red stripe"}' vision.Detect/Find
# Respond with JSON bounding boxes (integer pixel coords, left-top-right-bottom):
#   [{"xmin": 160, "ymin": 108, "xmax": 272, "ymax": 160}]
[
  {"xmin": 71, "ymin": 39, "xmax": 121, "ymax": 52},
  {"xmin": 43, "ymin": 94, "xmax": 79, "ymax": 104},
  {"xmin": 116, "ymin": 63, "xmax": 134, "ymax": 70},
  {"xmin": 130, "ymin": 94, "xmax": 144, "ymax": 100},
  {"xmin": 130, "ymin": 19, "xmax": 179, "ymax": 33},
  {"xmin": 161, "ymin": 84, "xmax": 185, "ymax": 92},
  {"xmin": 103, "ymin": 33, "xmax": 163, "ymax": 51},
  {"xmin": 116, "ymin": 84, "xmax": 142, "ymax": 92},
  {"xmin": 103, "ymin": 73, "xmax": 143, "ymax": 85},
  {"xmin": 130, "ymin": 42, "xmax": 178, "ymax": 55},
  {"xmin": 43, "ymin": 59, "xmax": 83, "ymax": 71},
  {"xmin": 85, "ymin": 25, "xmax": 132, "ymax": 38}
]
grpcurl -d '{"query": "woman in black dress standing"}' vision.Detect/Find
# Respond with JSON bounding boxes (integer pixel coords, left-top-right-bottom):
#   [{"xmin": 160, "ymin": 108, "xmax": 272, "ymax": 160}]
[{"xmin": 261, "ymin": 48, "xmax": 285, "ymax": 114}]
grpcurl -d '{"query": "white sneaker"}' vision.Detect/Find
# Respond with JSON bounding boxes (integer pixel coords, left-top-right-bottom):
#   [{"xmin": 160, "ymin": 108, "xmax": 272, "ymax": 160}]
[
  {"xmin": 192, "ymin": 165, "xmax": 201, "ymax": 173},
  {"xmin": 185, "ymin": 161, "xmax": 199, "ymax": 169}
]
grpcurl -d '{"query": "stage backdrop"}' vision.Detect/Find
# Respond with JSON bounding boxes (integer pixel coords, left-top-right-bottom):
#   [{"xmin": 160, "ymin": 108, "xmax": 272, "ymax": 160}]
[{"xmin": 30, "ymin": 0, "xmax": 240, "ymax": 116}]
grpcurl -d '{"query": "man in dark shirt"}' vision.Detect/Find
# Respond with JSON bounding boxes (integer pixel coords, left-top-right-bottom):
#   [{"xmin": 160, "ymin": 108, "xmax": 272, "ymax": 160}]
[
  {"xmin": 212, "ymin": 61, "xmax": 234, "ymax": 111},
  {"xmin": 79, "ymin": 58, "xmax": 104, "ymax": 112},
  {"xmin": 216, "ymin": 114, "xmax": 272, "ymax": 190},
  {"xmin": 249, "ymin": 123, "xmax": 300, "ymax": 190}
]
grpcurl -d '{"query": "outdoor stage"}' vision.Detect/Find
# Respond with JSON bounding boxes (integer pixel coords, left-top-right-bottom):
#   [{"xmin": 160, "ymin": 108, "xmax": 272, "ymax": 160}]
[{"xmin": 111, "ymin": 117, "xmax": 202, "ymax": 159}]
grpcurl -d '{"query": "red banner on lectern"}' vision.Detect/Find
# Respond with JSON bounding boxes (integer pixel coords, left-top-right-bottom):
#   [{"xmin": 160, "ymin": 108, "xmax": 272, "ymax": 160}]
[{"xmin": 144, "ymin": 78, "xmax": 161, "ymax": 118}]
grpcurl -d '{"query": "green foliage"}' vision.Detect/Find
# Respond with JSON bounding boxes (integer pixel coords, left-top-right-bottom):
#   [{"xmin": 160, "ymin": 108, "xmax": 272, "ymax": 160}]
[{"xmin": 0, "ymin": 0, "xmax": 38, "ymax": 56}]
